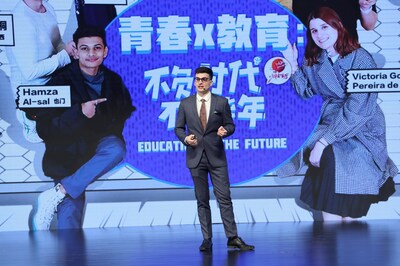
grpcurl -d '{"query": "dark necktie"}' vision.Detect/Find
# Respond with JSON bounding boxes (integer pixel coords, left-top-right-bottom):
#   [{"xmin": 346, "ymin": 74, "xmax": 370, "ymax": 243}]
[{"xmin": 200, "ymin": 99, "xmax": 207, "ymax": 130}]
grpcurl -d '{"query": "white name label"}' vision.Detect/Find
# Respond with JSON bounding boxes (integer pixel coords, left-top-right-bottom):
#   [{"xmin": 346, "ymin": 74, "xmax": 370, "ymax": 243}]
[
  {"xmin": 346, "ymin": 69, "xmax": 400, "ymax": 93},
  {"xmin": 17, "ymin": 85, "xmax": 71, "ymax": 108}
]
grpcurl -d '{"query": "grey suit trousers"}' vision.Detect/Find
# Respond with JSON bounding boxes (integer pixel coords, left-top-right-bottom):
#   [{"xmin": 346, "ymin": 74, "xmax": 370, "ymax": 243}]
[{"xmin": 190, "ymin": 151, "xmax": 238, "ymax": 239}]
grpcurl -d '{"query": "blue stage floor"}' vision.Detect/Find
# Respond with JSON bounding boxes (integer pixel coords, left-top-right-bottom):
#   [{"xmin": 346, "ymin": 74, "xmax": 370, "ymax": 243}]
[{"xmin": 1, "ymin": 220, "xmax": 400, "ymax": 266}]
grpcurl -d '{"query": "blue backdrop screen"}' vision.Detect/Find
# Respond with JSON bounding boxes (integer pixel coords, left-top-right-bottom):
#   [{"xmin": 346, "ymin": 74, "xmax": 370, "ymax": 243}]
[{"xmin": 105, "ymin": 0, "xmax": 323, "ymax": 186}]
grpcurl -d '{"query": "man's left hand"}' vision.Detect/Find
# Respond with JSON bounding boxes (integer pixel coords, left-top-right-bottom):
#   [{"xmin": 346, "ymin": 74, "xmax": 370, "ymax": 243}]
[{"xmin": 217, "ymin": 126, "xmax": 227, "ymax": 137}]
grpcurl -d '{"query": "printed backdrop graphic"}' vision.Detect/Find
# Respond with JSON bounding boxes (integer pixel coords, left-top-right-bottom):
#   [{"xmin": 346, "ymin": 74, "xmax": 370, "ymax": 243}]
[
  {"xmin": 0, "ymin": 0, "xmax": 399, "ymax": 232},
  {"xmin": 104, "ymin": 0, "xmax": 323, "ymax": 186}
]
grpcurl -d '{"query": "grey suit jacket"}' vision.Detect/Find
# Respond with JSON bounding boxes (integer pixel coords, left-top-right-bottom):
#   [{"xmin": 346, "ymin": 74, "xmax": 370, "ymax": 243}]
[{"xmin": 175, "ymin": 93, "xmax": 235, "ymax": 169}]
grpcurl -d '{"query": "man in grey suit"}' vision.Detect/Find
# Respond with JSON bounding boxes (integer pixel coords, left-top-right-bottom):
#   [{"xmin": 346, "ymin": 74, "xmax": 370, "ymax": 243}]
[{"xmin": 175, "ymin": 66, "xmax": 254, "ymax": 252}]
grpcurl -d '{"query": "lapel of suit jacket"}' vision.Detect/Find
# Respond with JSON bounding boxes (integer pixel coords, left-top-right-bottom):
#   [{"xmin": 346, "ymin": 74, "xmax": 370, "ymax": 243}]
[
  {"xmin": 205, "ymin": 94, "xmax": 218, "ymax": 132},
  {"xmin": 189, "ymin": 95, "xmax": 203, "ymax": 131}
]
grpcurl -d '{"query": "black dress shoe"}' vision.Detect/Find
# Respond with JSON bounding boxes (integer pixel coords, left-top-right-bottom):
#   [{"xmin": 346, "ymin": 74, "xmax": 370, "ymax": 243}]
[
  {"xmin": 227, "ymin": 236, "xmax": 255, "ymax": 251},
  {"xmin": 199, "ymin": 239, "xmax": 213, "ymax": 252}
]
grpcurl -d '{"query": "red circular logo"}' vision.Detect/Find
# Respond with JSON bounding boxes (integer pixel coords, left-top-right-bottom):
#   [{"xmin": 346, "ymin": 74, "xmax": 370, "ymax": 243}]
[{"xmin": 271, "ymin": 58, "xmax": 286, "ymax": 72}]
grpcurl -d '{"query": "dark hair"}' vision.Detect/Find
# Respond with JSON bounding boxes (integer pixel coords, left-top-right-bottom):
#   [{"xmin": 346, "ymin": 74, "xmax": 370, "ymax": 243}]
[
  {"xmin": 195, "ymin": 66, "xmax": 213, "ymax": 79},
  {"xmin": 305, "ymin": 7, "xmax": 360, "ymax": 66},
  {"xmin": 73, "ymin": 26, "xmax": 107, "ymax": 46}
]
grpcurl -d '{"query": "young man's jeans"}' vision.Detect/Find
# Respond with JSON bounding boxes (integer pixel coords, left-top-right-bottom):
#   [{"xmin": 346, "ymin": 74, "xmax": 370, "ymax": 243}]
[{"xmin": 55, "ymin": 135, "xmax": 125, "ymax": 229}]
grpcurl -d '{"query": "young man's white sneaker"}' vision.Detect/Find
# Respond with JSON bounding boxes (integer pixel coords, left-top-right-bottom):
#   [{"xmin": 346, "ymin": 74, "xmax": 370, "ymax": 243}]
[
  {"xmin": 16, "ymin": 109, "xmax": 43, "ymax": 143},
  {"xmin": 33, "ymin": 183, "xmax": 66, "ymax": 230}
]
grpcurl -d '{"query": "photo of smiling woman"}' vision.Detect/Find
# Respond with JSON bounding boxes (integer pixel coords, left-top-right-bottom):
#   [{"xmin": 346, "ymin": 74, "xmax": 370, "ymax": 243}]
[{"xmin": 279, "ymin": 7, "xmax": 398, "ymax": 221}]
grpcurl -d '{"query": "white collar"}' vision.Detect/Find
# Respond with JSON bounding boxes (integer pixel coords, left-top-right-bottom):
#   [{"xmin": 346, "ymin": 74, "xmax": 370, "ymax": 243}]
[{"xmin": 196, "ymin": 92, "xmax": 211, "ymax": 102}]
